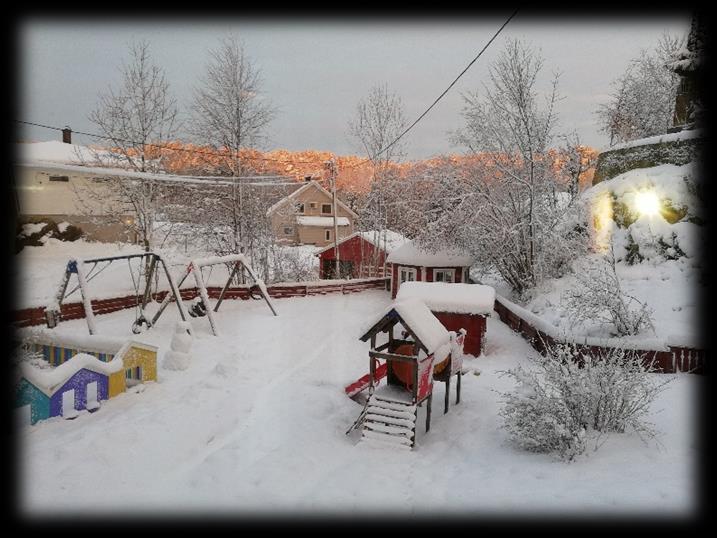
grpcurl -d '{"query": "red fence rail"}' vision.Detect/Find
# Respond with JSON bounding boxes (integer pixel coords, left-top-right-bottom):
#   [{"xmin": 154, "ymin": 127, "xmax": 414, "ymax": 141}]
[
  {"xmin": 12, "ymin": 278, "xmax": 390, "ymax": 328},
  {"xmin": 492, "ymin": 299, "xmax": 707, "ymax": 375}
]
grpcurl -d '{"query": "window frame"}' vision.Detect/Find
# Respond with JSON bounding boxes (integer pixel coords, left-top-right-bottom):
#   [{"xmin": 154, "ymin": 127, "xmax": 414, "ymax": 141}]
[
  {"xmin": 321, "ymin": 203, "xmax": 332, "ymax": 215},
  {"xmin": 433, "ymin": 268, "xmax": 456, "ymax": 283}
]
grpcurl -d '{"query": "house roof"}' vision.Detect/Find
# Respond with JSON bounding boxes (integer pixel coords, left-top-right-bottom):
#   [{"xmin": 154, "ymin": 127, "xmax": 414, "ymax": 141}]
[
  {"xmin": 314, "ymin": 229, "xmax": 410, "ymax": 255},
  {"xmin": 396, "ymin": 281, "xmax": 495, "ymax": 315},
  {"xmin": 386, "ymin": 240, "xmax": 473, "ymax": 267},
  {"xmin": 265, "ymin": 180, "xmax": 359, "ymax": 219},
  {"xmin": 359, "ymin": 298, "xmax": 451, "ymax": 355}
]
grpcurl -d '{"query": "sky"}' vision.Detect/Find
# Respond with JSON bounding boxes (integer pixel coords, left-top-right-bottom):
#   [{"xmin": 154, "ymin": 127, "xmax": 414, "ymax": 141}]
[{"xmin": 17, "ymin": 14, "xmax": 692, "ymax": 160}]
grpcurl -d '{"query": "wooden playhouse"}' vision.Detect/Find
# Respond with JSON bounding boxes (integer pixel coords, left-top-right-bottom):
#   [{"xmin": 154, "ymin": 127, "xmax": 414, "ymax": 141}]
[
  {"xmin": 396, "ymin": 281, "xmax": 495, "ymax": 357},
  {"xmin": 345, "ymin": 298, "xmax": 466, "ymax": 449}
]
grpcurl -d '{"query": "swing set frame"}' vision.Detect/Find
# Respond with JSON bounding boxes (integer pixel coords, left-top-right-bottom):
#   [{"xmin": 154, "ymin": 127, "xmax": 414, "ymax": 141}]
[
  {"xmin": 152, "ymin": 254, "xmax": 278, "ymax": 336},
  {"xmin": 45, "ymin": 252, "xmax": 190, "ymax": 336}
]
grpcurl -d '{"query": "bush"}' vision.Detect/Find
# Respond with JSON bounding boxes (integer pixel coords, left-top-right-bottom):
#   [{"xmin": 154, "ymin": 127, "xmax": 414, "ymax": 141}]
[
  {"xmin": 499, "ymin": 342, "xmax": 669, "ymax": 461},
  {"xmin": 15, "ymin": 218, "xmax": 83, "ymax": 253}
]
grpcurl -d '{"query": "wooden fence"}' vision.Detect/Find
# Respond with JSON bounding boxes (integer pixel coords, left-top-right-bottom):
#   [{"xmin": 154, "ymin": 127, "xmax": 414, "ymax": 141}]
[
  {"xmin": 11, "ymin": 278, "xmax": 390, "ymax": 328},
  {"xmin": 493, "ymin": 298, "xmax": 707, "ymax": 374}
]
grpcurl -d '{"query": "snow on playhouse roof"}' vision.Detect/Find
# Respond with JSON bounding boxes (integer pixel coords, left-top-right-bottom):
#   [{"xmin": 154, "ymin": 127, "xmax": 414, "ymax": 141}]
[
  {"xmin": 297, "ymin": 216, "xmax": 350, "ymax": 227},
  {"xmin": 361, "ymin": 298, "xmax": 450, "ymax": 355},
  {"xmin": 396, "ymin": 281, "xmax": 495, "ymax": 315},
  {"xmin": 387, "ymin": 240, "xmax": 473, "ymax": 267},
  {"xmin": 314, "ymin": 229, "xmax": 409, "ymax": 255},
  {"xmin": 20, "ymin": 352, "xmax": 124, "ymax": 397}
]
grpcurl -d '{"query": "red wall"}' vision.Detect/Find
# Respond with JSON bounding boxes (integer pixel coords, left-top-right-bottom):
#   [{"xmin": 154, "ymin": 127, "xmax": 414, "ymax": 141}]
[
  {"xmin": 319, "ymin": 235, "xmax": 388, "ymax": 279},
  {"xmin": 433, "ymin": 311, "xmax": 487, "ymax": 357},
  {"xmin": 391, "ymin": 264, "xmax": 465, "ymax": 298}
]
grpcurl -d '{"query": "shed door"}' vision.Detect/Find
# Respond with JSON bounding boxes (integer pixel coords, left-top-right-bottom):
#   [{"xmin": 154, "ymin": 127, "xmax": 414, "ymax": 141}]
[{"xmin": 62, "ymin": 389, "xmax": 78, "ymax": 419}]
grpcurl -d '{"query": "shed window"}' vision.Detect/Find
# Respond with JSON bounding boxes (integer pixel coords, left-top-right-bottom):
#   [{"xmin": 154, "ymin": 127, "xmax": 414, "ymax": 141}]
[
  {"xmin": 49, "ymin": 175, "xmax": 69, "ymax": 182},
  {"xmin": 434, "ymin": 268, "xmax": 455, "ymax": 283},
  {"xmin": 321, "ymin": 203, "xmax": 332, "ymax": 215}
]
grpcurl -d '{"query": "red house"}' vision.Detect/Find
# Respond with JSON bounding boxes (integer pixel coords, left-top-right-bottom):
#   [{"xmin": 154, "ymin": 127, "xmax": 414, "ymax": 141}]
[
  {"xmin": 315, "ymin": 230, "xmax": 409, "ymax": 280},
  {"xmin": 396, "ymin": 281, "xmax": 495, "ymax": 357},
  {"xmin": 386, "ymin": 240, "xmax": 474, "ymax": 299}
]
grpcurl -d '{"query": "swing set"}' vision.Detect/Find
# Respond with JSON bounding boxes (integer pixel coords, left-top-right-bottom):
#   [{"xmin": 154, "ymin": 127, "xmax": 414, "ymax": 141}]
[
  {"xmin": 45, "ymin": 252, "xmax": 190, "ymax": 336},
  {"xmin": 152, "ymin": 254, "xmax": 277, "ymax": 336}
]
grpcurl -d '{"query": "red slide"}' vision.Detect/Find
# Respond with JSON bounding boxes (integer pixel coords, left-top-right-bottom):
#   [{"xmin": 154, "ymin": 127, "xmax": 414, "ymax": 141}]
[{"xmin": 344, "ymin": 362, "xmax": 388, "ymax": 398}]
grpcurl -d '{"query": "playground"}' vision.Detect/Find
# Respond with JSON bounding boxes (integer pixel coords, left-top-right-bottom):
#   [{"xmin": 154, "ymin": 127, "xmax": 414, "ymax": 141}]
[{"xmin": 16, "ymin": 289, "xmax": 698, "ymax": 517}]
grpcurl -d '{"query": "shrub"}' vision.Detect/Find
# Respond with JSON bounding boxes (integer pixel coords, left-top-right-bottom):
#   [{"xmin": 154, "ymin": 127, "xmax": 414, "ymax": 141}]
[{"xmin": 499, "ymin": 342, "xmax": 669, "ymax": 461}]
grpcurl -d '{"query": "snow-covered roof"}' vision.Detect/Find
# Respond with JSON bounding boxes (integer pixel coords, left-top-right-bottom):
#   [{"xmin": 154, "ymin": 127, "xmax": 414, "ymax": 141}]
[
  {"xmin": 297, "ymin": 216, "xmax": 350, "ymax": 227},
  {"xmin": 396, "ymin": 282, "xmax": 495, "ymax": 315},
  {"xmin": 313, "ymin": 229, "xmax": 409, "ymax": 255},
  {"xmin": 387, "ymin": 240, "xmax": 473, "ymax": 267},
  {"xmin": 15, "ymin": 141, "xmax": 97, "ymax": 164},
  {"xmin": 602, "ymin": 129, "xmax": 702, "ymax": 153},
  {"xmin": 363, "ymin": 298, "xmax": 450, "ymax": 355},
  {"xmin": 265, "ymin": 180, "xmax": 359, "ymax": 219},
  {"xmin": 20, "ymin": 352, "xmax": 125, "ymax": 397}
]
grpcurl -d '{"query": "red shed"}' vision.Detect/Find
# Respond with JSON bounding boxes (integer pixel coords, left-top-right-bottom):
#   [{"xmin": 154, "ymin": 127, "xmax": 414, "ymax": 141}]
[
  {"xmin": 386, "ymin": 240, "xmax": 474, "ymax": 299},
  {"xmin": 315, "ymin": 230, "xmax": 409, "ymax": 279},
  {"xmin": 396, "ymin": 281, "xmax": 495, "ymax": 357}
]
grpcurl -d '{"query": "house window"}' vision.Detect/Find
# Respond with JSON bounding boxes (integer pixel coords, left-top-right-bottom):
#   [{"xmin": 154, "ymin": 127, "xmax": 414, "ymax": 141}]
[
  {"xmin": 325, "ymin": 230, "xmax": 331, "ymax": 241},
  {"xmin": 295, "ymin": 202, "xmax": 305, "ymax": 214},
  {"xmin": 310, "ymin": 202, "xmax": 318, "ymax": 209},
  {"xmin": 434, "ymin": 268, "xmax": 455, "ymax": 283},
  {"xmin": 321, "ymin": 203, "xmax": 332, "ymax": 215},
  {"xmin": 283, "ymin": 226, "xmax": 294, "ymax": 235},
  {"xmin": 49, "ymin": 175, "xmax": 69, "ymax": 182},
  {"xmin": 399, "ymin": 267, "xmax": 417, "ymax": 284}
]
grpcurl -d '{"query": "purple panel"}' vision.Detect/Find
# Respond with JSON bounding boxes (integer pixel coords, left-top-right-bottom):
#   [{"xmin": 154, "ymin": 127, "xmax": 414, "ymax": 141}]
[{"xmin": 48, "ymin": 369, "xmax": 109, "ymax": 417}]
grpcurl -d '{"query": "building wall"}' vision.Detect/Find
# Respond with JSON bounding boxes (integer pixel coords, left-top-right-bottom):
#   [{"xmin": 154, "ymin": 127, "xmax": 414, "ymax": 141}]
[
  {"xmin": 432, "ymin": 311, "xmax": 487, "ymax": 357},
  {"xmin": 390, "ymin": 264, "xmax": 465, "ymax": 298},
  {"xmin": 48, "ymin": 369, "xmax": 109, "ymax": 417},
  {"xmin": 15, "ymin": 379, "xmax": 50, "ymax": 425},
  {"xmin": 269, "ymin": 183, "xmax": 356, "ymax": 246},
  {"xmin": 319, "ymin": 235, "xmax": 389, "ymax": 278},
  {"xmin": 121, "ymin": 345, "xmax": 158, "ymax": 383}
]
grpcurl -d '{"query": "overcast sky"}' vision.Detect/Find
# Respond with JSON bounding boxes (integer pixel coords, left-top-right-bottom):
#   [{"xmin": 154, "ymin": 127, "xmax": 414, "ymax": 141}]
[{"xmin": 17, "ymin": 14, "xmax": 691, "ymax": 160}]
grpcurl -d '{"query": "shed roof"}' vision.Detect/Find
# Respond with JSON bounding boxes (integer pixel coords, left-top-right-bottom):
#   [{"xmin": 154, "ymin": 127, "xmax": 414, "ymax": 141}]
[
  {"xmin": 314, "ymin": 229, "xmax": 410, "ymax": 255},
  {"xmin": 386, "ymin": 240, "xmax": 473, "ymax": 267},
  {"xmin": 396, "ymin": 281, "xmax": 495, "ymax": 315}
]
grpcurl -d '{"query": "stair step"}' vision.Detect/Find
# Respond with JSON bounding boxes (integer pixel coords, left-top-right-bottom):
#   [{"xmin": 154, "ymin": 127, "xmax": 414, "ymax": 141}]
[
  {"xmin": 365, "ymin": 413, "xmax": 416, "ymax": 428},
  {"xmin": 366, "ymin": 406, "xmax": 416, "ymax": 420},
  {"xmin": 364, "ymin": 422, "xmax": 414, "ymax": 437},
  {"xmin": 361, "ymin": 429, "xmax": 413, "ymax": 447},
  {"xmin": 369, "ymin": 398, "xmax": 416, "ymax": 413}
]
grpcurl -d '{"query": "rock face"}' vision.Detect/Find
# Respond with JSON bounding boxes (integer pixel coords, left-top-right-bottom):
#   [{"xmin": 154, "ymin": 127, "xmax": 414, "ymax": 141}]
[
  {"xmin": 162, "ymin": 321, "xmax": 193, "ymax": 371},
  {"xmin": 592, "ymin": 136, "xmax": 702, "ymax": 186}
]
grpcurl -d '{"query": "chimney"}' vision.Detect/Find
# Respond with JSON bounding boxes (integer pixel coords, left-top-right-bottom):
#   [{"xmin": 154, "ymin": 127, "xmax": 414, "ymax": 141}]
[{"xmin": 62, "ymin": 126, "xmax": 72, "ymax": 144}]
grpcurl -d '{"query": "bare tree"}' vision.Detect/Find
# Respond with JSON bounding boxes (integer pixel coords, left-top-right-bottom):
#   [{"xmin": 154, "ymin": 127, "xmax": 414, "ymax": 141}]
[
  {"xmin": 188, "ymin": 36, "xmax": 276, "ymax": 258},
  {"xmin": 597, "ymin": 32, "xmax": 685, "ymax": 145},
  {"xmin": 422, "ymin": 39, "xmax": 588, "ymax": 296},
  {"xmin": 84, "ymin": 40, "xmax": 179, "ymax": 253}
]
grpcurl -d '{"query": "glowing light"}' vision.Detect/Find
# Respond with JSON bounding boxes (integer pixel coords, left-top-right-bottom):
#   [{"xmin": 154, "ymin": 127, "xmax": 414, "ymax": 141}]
[{"xmin": 634, "ymin": 190, "xmax": 660, "ymax": 216}]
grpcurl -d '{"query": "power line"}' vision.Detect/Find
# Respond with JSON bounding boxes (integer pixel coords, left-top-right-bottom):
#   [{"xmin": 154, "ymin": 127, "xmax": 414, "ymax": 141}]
[
  {"xmin": 14, "ymin": 120, "xmax": 330, "ymax": 168},
  {"xmin": 344, "ymin": 9, "xmax": 518, "ymax": 171}
]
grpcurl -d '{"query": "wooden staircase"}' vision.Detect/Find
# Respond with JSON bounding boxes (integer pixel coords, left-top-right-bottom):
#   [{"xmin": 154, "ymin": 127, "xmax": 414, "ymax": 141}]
[{"xmin": 357, "ymin": 394, "xmax": 417, "ymax": 450}]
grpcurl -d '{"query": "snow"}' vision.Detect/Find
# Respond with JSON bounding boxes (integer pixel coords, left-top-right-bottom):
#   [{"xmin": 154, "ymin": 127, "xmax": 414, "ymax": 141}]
[
  {"xmin": 20, "ymin": 352, "xmax": 124, "ymax": 396},
  {"xmin": 296, "ymin": 216, "xmax": 350, "ymax": 227},
  {"xmin": 604, "ymin": 129, "xmax": 702, "ymax": 152},
  {"xmin": 363, "ymin": 298, "xmax": 451, "ymax": 355},
  {"xmin": 15, "ymin": 292, "xmax": 699, "ymax": 516},
  {"xmin": 15, "ymin": 141, "xmax": 97, "ymax": 164},
  {"xmin": 19, "ymin": 222, "xmax": 47, "ymax": 238},
  {"xmin": 396, "ymin": 281, "xmax": 495, "ymax": 315},
  {"xmin": 387, "ymin": 240, "xmax": 473, "ymax": 267},
  {"xmin": 314, "ymin": 229, "xmax": 410, "ymax": 255},
  {"xmin": 14, "ymin": 326, "xmax": 127, "ymax": 354}
]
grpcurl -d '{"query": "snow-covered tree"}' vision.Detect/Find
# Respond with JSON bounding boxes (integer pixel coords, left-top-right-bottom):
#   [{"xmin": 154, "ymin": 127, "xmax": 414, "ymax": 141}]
[
  {"xmin": 188, "ymin": 36, "xmax": 276, "ymax": 257},
  {"xmin": 421, "ymin": 39, "xmax": 588, "ymax": 296},
  {"xmin": 597, "ymin": 33, "xmax": 685, "ymax": 145}
]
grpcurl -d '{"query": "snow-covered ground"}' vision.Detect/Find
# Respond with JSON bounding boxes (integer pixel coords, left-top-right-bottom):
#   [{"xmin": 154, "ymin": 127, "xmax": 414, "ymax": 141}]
[
  {"xmin": 14, "ymin": 239, "xmax": 320, "ymax": 309},
  {"xmin": 16, "ymin": 291, "xmax": 699, "ymax": 517}
]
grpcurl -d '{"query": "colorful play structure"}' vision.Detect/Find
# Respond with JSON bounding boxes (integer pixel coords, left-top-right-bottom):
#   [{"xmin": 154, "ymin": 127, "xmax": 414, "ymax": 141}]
[
  {"xmin": 15, "ymin": 337, "xmax": 158, "ymax": 425},
  {"xmin": 345, "ymin": 297, "xmax": 466, "ymax": 449},
  {"xmin": 44, "ymin": 252, "xmax": 276, "ymax": 337}
]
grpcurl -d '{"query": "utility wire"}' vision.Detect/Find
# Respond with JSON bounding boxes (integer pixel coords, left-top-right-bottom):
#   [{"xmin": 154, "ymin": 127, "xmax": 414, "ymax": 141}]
[
  {"xmin": 14, "ymin": 120, "xmax": 330, "ymax": 168},
  {"xmin": 343, "ymin": 8, "xmax": 518, "ymax": 170}
]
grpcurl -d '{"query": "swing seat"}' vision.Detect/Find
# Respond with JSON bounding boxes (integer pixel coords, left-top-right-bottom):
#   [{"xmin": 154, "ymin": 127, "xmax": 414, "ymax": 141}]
[{"xmin": 131, "ymin": 315, "xmax": 152, "ymax": 334}]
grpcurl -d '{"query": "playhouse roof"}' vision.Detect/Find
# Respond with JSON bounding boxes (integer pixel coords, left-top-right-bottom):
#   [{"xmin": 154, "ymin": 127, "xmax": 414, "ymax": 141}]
[
  {"xmin": 396, "ymin": 282, "xmax": 495, "ymax": 315},
  {"xmin": 20, "ymin": 352, "xmax": 125, "ymax": 397},
  {"xmin": 386, "ymin": 240, "xmax": 473, "ymax": 267},
  {"xmin": 360, "ymin": 298, "xmax": 450, "ymax": 355},
  {"xmin": 314, "ymin": 229, "xmax": 410, "ymax": 255}
]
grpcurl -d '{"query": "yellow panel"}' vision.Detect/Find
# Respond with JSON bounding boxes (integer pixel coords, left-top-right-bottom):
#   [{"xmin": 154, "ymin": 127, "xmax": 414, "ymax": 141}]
[{"xmin": 108, "ymin": 371, "xmax": 126, "ymax": 398}]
